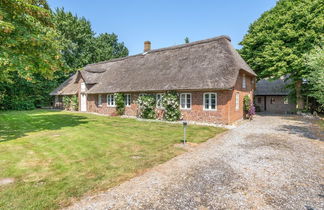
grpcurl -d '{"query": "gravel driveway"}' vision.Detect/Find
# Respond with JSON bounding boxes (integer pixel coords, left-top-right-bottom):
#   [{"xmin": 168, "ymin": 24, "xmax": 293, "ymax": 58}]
[{"xmin": 67, "ymin": 114, "xmax": 324, "ymax": 210}]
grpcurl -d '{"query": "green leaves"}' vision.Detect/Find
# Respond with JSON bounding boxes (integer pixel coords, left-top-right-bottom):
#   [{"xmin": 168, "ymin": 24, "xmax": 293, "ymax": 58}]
[
  {"xmin": 0, "ymin": 0, "xmax": 63, "ymax": 83},
  {"xmin": 305, "ymin": 45, "xmax": 324, "ymax": 109},
  {"xmin": 54, "ymin": 8, "xmax": 128, "ymax": 72},
  {"xmin": 240, "ymin": 0, "xmax": 324, "ymax": 81}
]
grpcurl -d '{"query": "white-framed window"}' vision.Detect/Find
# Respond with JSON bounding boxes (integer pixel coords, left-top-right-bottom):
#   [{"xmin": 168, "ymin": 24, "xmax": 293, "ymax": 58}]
[
  {"xmin": 180, "ymin": 93, "xmax": 191, "ymax": 110},
  {"xmin": 107, "ymin": 94, "xmax": 115, "ymax": 107},
  {"xmin": 98, "ymin": 94, "xmax": 102, "ymax": 107},
  {"xmin": 203, "ymin": 93, "xmax": 217, "ymax": 110},
  {"xmin": 156, "ymin": 93, "xmax": 164, "ymax": 108},
  {"xmin": 284, "ymin": 97, "xmax": 289, "ymax": 104},
  {"xmin": 81, "ymin": 82, "xmax": 86, "ymax": 92},
  {"xmin": 125, "ymin": 94, "xmax": 131, "ymax": 106},
  {"xmin": 235, "ymin": 92, "xmax": 240, "ymax": 110},
  {"xmin": 242, "ymin": 74, "xmax": 246, "ymax": 89}
]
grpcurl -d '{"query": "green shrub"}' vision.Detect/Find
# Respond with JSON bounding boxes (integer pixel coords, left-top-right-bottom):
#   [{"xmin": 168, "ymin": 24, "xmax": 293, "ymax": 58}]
[
  {"xmin": 243, "ymin": 95, "xmax": 251, "ymax": 112},
  {"xmin": 63, "ymin": 96, "xmax": 71, "ymax": 110},
  {"xmin": 137, "ymin": 95, "xmax": 156, "ymax": 119},
  {"xmin": 70, "ymin": 95, "xmax": 78, "ymax": 111},
  {"xmin": 115, "ymin": 93, "xmax": 125, "ymax": 115},
  {"xmin": 10, "ymin": 96, "xmax": 35, "ymax": 110},
  {"xmin": 162, "ymin": 91, "xmax": 181, "ymax": 121}
]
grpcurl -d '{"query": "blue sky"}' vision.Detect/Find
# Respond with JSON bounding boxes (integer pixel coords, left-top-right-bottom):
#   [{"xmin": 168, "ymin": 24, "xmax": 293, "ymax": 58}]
[{"xmin": 48, "ymin": 0, "xmax": 277, "ymax": 55}]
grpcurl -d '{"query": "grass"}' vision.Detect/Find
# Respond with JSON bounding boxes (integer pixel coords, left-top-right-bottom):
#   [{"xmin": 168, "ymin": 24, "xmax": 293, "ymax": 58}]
[{"xmin": 0, "ymin": 110, "xmax": 226, "ymax": 209}]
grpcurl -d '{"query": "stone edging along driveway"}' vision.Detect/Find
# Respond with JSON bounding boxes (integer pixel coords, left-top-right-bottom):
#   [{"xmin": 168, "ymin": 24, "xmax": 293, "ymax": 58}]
[{"xmin": 67, "ymin": 114, "xmax": 324, "ymax": 210}]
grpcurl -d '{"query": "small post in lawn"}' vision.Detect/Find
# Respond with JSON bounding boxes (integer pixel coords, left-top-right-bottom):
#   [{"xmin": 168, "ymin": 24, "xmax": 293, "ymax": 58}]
[{"xmin": 183, "ymin": 121, "xmax": 188, "ymax": 144}]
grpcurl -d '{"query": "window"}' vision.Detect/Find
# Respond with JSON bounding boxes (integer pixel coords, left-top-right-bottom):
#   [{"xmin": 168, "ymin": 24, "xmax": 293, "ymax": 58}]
[
  {"xmin": 257, "ymin": 97, "xmax": 262, "ymax": 104},
  {"xmin": 242, "ymin": 74, "xmax": 246, "ymax": 89},
  {"xmin": 124, "ymin": 94, "xmax": 131, "ymax": 106},
  {"xmin": 81, "ymin": 82, "xmax": 86, "ymax": 92},
  {"xmin": 180, "ymin": 93, "xmax": 191, "ymax": 109},
  {"xmin": 204, "ymin": 93, "xmax": 217, "ymax": 110},
  {"xmin": 156, "ymin": 93, "xmax": 164, "ymax": 108},
  {"xmin": 235, "ymin": 92, "xmax": 240, "ymax": 110},
  {"xmin": 98, "ymin": 94, "xmax": 102, "ymax": 106},
  {"xmin": 107, "ymin": 94, "xmax": 115, "ymax": 106},
  {"xmin": 284, "ymin": 97, "xmax": 289, "ymax": 104},
  {"xmin": 270, "ymin": 97, "xmax": 275, "ymax": 104}
]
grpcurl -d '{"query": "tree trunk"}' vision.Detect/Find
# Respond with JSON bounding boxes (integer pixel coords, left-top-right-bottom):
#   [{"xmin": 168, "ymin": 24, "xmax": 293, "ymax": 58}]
[{"xmin": 295, "ymin": 80, "xmax": 304, "ymax": 110}]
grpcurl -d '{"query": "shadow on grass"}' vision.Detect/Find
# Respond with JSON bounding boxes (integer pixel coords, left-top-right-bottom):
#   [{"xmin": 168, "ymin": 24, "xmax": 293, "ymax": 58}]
[{"xmin": 0, "ymin": 111, "xmax": 89, "ymax": 143}]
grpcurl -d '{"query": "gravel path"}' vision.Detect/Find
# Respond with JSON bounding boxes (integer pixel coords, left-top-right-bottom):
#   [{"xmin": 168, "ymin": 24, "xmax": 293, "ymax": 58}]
[{"xmin": 67, "ymin": 115, "xmax": 324, "ymax": 210}]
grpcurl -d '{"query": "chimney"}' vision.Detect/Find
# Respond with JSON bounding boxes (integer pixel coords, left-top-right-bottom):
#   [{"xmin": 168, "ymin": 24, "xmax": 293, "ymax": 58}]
[{"xmin": 144, "ymin": 41, "xmax": 151, "ymax": 52}]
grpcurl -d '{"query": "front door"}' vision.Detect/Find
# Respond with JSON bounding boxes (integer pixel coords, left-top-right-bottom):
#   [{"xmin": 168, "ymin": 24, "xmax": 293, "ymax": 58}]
[{"xmin": 80, "ymin": 94, "xmax": 87, "ymax": 112}]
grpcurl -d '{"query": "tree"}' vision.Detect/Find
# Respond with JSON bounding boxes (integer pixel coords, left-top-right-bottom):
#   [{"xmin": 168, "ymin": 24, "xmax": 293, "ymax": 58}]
[
  {"xmin": 184, "ymin": 37, "xmax": 190, "ymax": 44},
  {"xmin": 54, "ymin": 8, "xmax": 94, "ymax": 72},
  {"xmin": 0, "ymin": 5, "xmax": 128, "ymax": 110},
  {"xmin": 54, "ymin": 8, "xmax": 128, "ymax": 73},
  {"xmin": 0, "ymin": 0, "xmax": 63, "ymax": 83},
  {"xmin": 239, "ymin": 0, "xmax": 323, "ymax": 109},
  {"xmin": 305, "ymin": 45, "xmax": 324, "ymax": 110},
  {"xmin": 92, "ymin": 33, "xmax": 128, "ymax": 62}
]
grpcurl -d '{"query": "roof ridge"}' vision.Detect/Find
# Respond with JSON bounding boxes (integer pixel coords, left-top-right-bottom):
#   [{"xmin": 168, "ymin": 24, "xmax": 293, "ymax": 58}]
[{"xmin": 85, "ymin": 35, "xmax": 231, "ymax": 67}]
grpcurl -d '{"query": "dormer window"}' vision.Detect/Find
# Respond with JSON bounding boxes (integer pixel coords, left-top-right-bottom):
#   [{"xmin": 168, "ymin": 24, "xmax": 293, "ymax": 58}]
[
  {"xmin": 242, "ymin": 74, "xmax": 246, "ymax": 89},
  {"xmin": 81, "ymin": 82, "xmax": 86, "ymax": 92}
]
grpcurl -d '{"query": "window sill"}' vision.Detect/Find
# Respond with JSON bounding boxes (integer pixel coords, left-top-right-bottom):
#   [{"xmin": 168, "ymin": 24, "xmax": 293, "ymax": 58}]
[
  {"xmin": 203, "ymin": 109, "xmax": 217, "ymax": 111},
  {"xmin": 107, "ymin": 105, "xmax": 116, "ymax": 107},
  {"xmin": 180, "ymin": 108, "xmax": 191, "ymax": 111}
]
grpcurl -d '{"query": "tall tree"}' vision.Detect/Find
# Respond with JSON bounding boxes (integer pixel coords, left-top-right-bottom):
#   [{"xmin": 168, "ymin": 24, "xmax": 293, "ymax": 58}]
[
  {"xmin": 305, "ymin": 45, "xmax": 324, "ymax": 110},
  {"xmin": 54, "ymin": 8, "xmax": 128, "ymax": 74},
  {"xmin": 0, "ymin": 0, "xmax": 63, "ymax": 83},
  {"xmin": 239, "ymin": 0, "xmax": 324, "ymax": 109}
]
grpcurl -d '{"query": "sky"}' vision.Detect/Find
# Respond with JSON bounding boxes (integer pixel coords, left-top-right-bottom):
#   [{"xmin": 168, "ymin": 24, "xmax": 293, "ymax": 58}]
[{"xmin": 48, "ymin": 0, "xmax": 277, "ymax": 55}]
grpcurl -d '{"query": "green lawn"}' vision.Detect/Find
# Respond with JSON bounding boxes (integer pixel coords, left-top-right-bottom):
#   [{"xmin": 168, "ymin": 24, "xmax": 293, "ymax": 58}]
[{"xmin": 0, "ymin": 110, "xmax": 226, "ymax": 209}]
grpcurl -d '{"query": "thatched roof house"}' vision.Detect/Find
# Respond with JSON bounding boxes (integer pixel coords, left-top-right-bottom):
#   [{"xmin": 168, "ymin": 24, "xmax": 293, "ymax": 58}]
[
  {"xmin": 51, "ymin": 35, "xmax": 256, "ymax": 124},
  {"xmin": 51, "ymin": 36, "xmax": 255, "ymax": 95}
]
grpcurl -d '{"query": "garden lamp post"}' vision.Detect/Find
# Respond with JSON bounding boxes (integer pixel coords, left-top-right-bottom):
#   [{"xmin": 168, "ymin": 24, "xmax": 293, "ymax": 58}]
[{"xmin": 183, "ymin": 121, "xmax": 188, "ymax": 144}]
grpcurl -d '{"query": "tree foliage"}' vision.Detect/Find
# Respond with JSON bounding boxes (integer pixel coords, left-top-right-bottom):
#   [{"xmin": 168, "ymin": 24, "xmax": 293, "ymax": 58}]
[
  {"xmin": 240, "ymin": 0, "xmax": 323, "ymax": 79},
  {"xmin": 239, "ymin": 0, "xmax": 323, "ymax": 109},
  {"xmin": 0, "ymin": 4, "xmax": 128, "ymax": 110},
  {"xmin": 305, "ymin": 45, "xmax": 324, "ymax": 109},
  {"xmin": 0, "ymin": 0, "xmax": 63, "ymax": 83},
  {"xmin": 54, "ymin": 8, "xmax": 128, "ymax": 72}
]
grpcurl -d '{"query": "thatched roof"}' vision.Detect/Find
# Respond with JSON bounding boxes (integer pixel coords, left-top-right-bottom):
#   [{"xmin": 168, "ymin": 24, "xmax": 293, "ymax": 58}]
[
  {"xmin": 51, "ymin": 35, "xmax": 256, "ymax": 95},
  {"xmin": 255, "ymin": 78, "xmax": 292, "ymax": 96},
  {"xmin": 50, "ymin": 74, "xmax": 78, "ymax": 95}
]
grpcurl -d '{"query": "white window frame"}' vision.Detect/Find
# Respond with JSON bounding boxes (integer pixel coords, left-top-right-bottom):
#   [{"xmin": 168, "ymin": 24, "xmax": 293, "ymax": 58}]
[
  {"xmin": 156, "ymin": 93, "xmax": 164, "ymax": 109},
  {"xmin": 107, "ymin": 94, "xmax": 116, "ymax": 107},
  {"xmin": 242, "ymin": 74, "xmax": 246, "ymax": 89},
  {"xmin": 98, "ymin": 94, "xmax": 102, "ymax": 107},
  {"xmin": 180, "ymin": 93, "xmax": 192, "ymax": 110},
  {"xmin": 80, "ymin": 82, "xmax": 86, "ymax": 92},
  {"xmin": 203, "ymin": 93, "xmax": 217, "ymax": 111},
  {"xmin": 235, "ymin": 92, "xmax": 240, "ymax": 111},
  {"xmin": 125, "ymin": 94, "xmax": 131, "ymax": 107}
]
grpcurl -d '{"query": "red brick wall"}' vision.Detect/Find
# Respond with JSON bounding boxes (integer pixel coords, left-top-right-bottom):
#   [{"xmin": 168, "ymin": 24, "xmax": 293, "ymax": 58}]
[
  {"xmin": 179, "ymin": 91, "xmax": 231, "ymax": 124},
  {"xmin": 68, "ymin": 70, "xmax": 256, "ymax": 124},
  {"xmin": 228, "ymin": 71, "xmax": 255, "ymax": 123}
]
